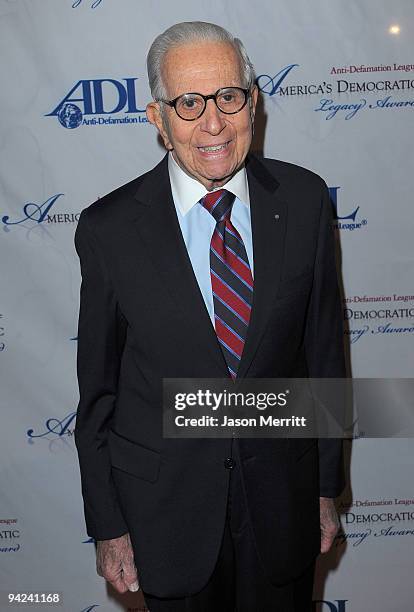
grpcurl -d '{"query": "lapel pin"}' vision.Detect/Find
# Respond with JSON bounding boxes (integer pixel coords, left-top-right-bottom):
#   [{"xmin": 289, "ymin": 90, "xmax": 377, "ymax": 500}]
[{"xmin": 274, "ymin": 214, "xmax": 280, "ymax": 220}]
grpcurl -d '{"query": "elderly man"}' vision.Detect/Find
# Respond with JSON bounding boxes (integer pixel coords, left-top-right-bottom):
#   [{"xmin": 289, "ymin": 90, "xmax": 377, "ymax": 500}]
[{"xmin": 74, "ymin": 21, "xmax": 345, "ymax": 611}]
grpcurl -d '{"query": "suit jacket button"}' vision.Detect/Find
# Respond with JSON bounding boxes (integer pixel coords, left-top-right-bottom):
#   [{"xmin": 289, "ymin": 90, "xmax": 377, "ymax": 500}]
[{"xmin": 224, "ymin": 457, "xmax": 235, "ymax": 469}]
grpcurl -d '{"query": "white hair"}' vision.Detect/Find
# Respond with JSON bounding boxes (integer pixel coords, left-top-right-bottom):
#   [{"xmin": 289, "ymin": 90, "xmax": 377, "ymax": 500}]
[{"xmin": 146, "ymin": 21, "xmax": 255, "ymax": 101}]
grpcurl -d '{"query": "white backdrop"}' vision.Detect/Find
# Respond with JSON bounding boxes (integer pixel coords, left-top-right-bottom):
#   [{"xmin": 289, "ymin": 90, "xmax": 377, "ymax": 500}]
[{"xmin": 1, "ymin": 1, "xmax": 413, "ymax": 611}]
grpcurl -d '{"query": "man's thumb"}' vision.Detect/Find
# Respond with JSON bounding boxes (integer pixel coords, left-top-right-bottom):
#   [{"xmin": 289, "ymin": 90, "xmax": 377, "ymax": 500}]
[{"xmin": 128, "ymin": 580, "xmax": 140, "ymax": 592}]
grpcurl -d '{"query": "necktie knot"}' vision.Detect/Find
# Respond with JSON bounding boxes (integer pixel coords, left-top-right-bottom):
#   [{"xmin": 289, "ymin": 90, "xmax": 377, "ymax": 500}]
[{"xmin": 200, "ymin": 189, "xmax": 235, "ymax": 223}]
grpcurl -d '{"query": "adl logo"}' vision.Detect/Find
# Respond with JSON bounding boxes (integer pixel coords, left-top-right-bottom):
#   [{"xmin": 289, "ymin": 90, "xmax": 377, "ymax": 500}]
[{"xmin": 46, "ymin": 78, "xmax": 147, "ymax": 129}]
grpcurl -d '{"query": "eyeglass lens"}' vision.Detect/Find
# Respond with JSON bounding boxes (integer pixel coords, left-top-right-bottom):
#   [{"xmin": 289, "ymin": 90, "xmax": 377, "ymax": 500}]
[{"xmin": 175, "ymin": 88, "xmax": 246, "ymax": 119}]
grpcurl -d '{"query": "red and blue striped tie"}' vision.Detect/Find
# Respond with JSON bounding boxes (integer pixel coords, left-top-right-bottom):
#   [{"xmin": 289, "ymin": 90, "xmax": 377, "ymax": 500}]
[{"xmin": 200, "ymin": 189, "xmax": 253, "ymax": 378}]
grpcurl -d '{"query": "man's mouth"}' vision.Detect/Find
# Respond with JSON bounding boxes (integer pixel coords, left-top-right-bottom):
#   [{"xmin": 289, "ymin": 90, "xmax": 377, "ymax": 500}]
[{"xmin": 197, "ymin": 141, "xmax": 231, "ymax": 153}]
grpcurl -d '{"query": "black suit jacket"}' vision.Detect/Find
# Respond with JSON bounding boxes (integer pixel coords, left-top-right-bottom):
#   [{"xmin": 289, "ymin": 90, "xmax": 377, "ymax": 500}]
[{"xmin": 74, "ymin": 153, "xmax": 345, "ymax": 598}]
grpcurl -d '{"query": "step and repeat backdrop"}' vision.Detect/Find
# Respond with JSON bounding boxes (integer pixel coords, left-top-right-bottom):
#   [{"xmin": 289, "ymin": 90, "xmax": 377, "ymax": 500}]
[{"xmin": 1, "ymin": 1, "xmax": 413, "ymax": 610}]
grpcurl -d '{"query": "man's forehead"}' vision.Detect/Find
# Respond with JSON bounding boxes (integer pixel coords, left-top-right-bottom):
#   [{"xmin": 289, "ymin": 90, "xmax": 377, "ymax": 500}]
[{"xmin": 162, "ymin": 41, "xmax": 243, "ymax": 96}]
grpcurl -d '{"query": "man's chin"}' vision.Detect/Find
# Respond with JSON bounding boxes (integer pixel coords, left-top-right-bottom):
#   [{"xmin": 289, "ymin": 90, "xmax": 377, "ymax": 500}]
[
  {"xmin": 200, "ymin": 175, "xmax": 232, "ymax": 190},
  {"xmin": 199, "ymin": 164, "xmax": 242, "ymax": 188}
]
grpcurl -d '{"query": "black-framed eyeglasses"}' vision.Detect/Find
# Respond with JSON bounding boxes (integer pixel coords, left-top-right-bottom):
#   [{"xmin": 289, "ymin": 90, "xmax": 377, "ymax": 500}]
[{"xmin": 159, "ymin": 87, "xmax": 250, "ymax": 121}]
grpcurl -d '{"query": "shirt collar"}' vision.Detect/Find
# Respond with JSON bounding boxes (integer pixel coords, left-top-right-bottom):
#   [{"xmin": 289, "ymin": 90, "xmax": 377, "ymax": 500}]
[{"xmin": 168, "ymin": 151, "xmax": 250, "ymax": 216}]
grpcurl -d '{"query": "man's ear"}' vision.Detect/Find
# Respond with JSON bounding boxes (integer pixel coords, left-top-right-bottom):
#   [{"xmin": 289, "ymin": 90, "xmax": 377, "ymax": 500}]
[
  {"xmin": 249, "ymin": 85, "xmax": 259, "ymax": 123},
  {"xmin": 146, "ymin": 102, "xmax": 173, "ymax": 150}
]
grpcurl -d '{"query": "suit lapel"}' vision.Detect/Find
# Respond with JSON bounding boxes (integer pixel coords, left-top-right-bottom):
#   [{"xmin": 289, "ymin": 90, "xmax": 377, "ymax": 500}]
[
  {"xmin": 131, "ymin": 154, "xmax": 229, "ymax": 376},
  {"xmin": 236, "ymin": 155, "xmax": 288, "ymax": 379}
]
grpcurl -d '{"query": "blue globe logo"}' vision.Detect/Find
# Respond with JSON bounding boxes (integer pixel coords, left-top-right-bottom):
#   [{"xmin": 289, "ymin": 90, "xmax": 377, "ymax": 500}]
[{"xmin": 57, "ymin": 103, "xmax": 83, "ymax": 129}]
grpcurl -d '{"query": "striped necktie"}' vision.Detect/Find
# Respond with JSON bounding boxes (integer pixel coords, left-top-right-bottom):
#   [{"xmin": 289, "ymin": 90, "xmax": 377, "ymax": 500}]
[{"xmin": 200, "ymin": 189, "xmax": 253, "ymax": 378}]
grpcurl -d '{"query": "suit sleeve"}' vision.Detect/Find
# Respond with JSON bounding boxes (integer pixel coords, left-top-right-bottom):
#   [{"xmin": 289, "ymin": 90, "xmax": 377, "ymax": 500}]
[
  {"xmin": 74, "ymin": 210, "xmax": 129, "ymax": 540},
  {"xmin": 304, "ymin": 180, "xmax": 346, "ymax": 498}
]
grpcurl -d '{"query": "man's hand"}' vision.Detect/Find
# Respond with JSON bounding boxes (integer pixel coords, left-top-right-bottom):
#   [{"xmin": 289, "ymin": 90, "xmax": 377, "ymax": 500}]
[
  {"xmin": 96, "ymin": 532, "xmax": 139, "ymax": 594},
  {"xmin": 319, "ymin": 497, "xmax": 340, "ymax": 553}
]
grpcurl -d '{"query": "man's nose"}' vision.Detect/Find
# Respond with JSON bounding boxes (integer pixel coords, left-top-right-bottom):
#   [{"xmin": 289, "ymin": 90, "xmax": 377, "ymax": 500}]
[{"xmin": 199, "ymin": 99, "xmax": 226, "ymax": 135}]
